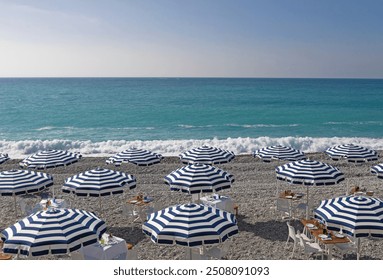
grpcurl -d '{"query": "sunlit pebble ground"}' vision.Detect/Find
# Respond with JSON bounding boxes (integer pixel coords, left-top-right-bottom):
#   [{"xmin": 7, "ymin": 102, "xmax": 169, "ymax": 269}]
[{"xmin": 1, "ymin": 152, "xmax": 382, "ymax": 260}]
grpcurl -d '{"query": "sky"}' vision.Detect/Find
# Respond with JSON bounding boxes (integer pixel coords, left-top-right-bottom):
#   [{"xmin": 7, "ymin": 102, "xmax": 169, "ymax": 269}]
[{"xmin": 0, "ymin": 0, "xmax": 383, "ymax": 78}]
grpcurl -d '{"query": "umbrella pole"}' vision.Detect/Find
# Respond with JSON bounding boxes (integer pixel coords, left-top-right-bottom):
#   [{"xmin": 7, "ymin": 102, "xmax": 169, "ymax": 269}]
[
  {"xmin": 306, "ymin": 187, "xmax": 309, "ymax": 220},
  {"xmin": 99, "ymin": 196, "xmax": 102, "ymax": 216},
  {"xmin": 185, "ymin": 247, "xmax": 192, "ymax": 260},
  {"xmin": 14, "ymin": 195, "xmax": 17, "ymax": 219},
  {"xmin": 357, "ymin": 237, "xmax": 360, "ymax": 260}
]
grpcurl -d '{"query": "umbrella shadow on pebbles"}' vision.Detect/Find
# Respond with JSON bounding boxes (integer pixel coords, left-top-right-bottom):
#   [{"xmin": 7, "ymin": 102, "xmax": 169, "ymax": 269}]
[
  {"xmin": 107, "ymin": 226, "xmax": 146, "ymax": 245},
  {"xmin": 236, "ymin": 216, "xmax": 291, "ymax": 242}
]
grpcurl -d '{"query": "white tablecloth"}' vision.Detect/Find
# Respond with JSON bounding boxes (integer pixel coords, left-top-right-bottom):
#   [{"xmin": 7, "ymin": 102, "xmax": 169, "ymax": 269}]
[
  {"xmin": 81, "ymin": 234, "xmax": 127, "ymax": 260},
  {"xmin": 39, "ymin": 198, "xmax": 68, "ymax": 209},
  {"xmin": 200, "ymin": 195, "xmax": 234, "ymax": 213}
]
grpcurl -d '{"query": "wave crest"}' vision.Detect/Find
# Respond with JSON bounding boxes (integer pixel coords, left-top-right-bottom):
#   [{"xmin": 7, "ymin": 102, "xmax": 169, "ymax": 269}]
[{"xmin": 1, "ymin": 137, "xmax": 383, "ymax": 158}]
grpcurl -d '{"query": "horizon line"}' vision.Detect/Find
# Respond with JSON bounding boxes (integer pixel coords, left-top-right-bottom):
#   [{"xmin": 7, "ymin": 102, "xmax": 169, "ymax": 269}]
[{"xmin": 1, "ymin": 76, "xmax": 383, "ymax": 80}]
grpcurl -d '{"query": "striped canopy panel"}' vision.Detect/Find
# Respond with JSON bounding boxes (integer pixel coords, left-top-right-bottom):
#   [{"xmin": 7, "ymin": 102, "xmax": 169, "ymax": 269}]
[
  {"xmin": 275, "ymin": 160, "xmax": 344, "ymax": 186},
  {"xmin": 62, "ymin": 168, "xmax": 136, "ymax": 197},
  {"xmin": 314, "ymin": 195, "xmax": 383, "ymax": 238},
  {"xmin": 142, "ymin": 203, "xmax": 238, "ymax": 247},
  {"xmin": 0, "ymin": 169, "xmax": 53, "ymax": 196},
  {"xmin": 1, "ymin": 208, "xmax": 106, "ymax": 257},
  {"xmin": 20, "ymin": 150, "xmax": 82, "ymax": 169},
  {"xmin": 164, "ymin": 163, "xmax": 234, "ymax": 194},
  {"xmin": 325, "ymin": 144, "xmax": 378, "ymax": 163},
  {"xmin": 254, "ymin": 145, "xmax": 306, "ymax": 162},
  {"xmin": 179, "ymin": 146, "xmax": 235, "ymax": 165},
  {"xmin": 106, "ymin": 148, "xmax": 163, "ymax": 166}
]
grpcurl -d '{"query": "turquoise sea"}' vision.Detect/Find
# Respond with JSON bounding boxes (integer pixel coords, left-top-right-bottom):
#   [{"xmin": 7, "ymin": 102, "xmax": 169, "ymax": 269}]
[{"xmin": 0, "ymin": 78, "xmax": 382, "ymax": 157}]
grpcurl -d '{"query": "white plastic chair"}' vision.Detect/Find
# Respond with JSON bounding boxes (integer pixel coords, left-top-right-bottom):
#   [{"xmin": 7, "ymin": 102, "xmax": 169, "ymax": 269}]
[
  {"xmin": 18, "ymin": 199, "xmax": 36, "ymax": 216},
  {"xmin": 276, "ymin": 198, "xmax": 293, "ymax": 220},
  {"xmin": 298, "ymin": 234, "xmax": 324, "ymax": 260},
  {"xmin": 204, "ymin": 239, "xmax": 232, "ymax": 259}
]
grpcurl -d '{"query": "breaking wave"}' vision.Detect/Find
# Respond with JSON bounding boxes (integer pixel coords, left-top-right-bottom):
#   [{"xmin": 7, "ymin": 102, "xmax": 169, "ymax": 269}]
[{"xmin": 1, "ymin": 137, "xmax": 383, "ymax": 158}]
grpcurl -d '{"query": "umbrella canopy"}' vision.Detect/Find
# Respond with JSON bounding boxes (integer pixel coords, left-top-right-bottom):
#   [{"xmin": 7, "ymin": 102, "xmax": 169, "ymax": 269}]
[
  {"xmin": 164, "ymin": 164, "xmax": 234, "ymax": 194},
  {"xmin": 325, "ymin": 144, "xmax": 378, "ymax": 163},
  {"xmin": 254, "ymin": 145, "xmax": 306, "ymax": 162},
  {"xmin": 0, "ymin": 169, "xmax": 53, "ymax": 196},
  {"xmin": 314, "ymin": 195, "xmax": 383, "ymax": 238},
  {"xmin": 276, "ymin": 160, "xmax": 345, "ymax": 186},
  {"xmin": 62, "ymin": 168, "xmax": 136, "ymax": 197},
  {"xmin": 179, "ymin": 146, "xmax": 235, "ymax": 165},
  {"xmin": 314, "ymin": 195, "xmax": 383, "ymax": 259},
  {"xmin": 20, "ymin": 150, "xmax": 82, "ymax": 169},
  {"xmin": 1, "ymin": 208, "xmax": 106, "ymax": 257},
  {"xmin": 276, "ymin": 160, "xmax": 345, "ymax": 219},
  {"xmin": 142, "ymin": 203, "xmax": 238, "ymax": 247},
  {"xmin": 106, "ymin": 148, "xmax": 163, "ymax": 166},
  {"xmin": 0, "ymin": 153, "xmax": 9, "ymax": 164},
  {"xmin": 371, "ymin": 163, "xmax": 383, "ymax": 179}
]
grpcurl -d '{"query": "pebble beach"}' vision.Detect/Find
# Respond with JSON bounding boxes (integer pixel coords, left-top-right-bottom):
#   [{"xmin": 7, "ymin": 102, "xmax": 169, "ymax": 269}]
[{"xmin": 1, "ymin": 152, "xmax": 382, "ymax": 260}]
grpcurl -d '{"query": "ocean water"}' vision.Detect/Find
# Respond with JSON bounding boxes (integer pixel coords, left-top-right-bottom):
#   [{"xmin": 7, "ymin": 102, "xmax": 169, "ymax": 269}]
[{"xmin": 0, "ymin": 78, "xmax": 383, "ymax": 157}]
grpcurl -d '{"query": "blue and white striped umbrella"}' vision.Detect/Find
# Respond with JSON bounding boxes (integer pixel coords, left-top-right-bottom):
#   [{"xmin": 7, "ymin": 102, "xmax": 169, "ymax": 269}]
[
  {"xmin": 371, "ymin": 164, "xmax": 383, "ymax": 179},
  {"xmin": 0, "ymin": 169, "xmax": 53, "ymax": 216},
  {"xmin": 20, "ymin": 150, "xmax": 82, "ymax": 169},
  {"xmin": 62, "ymin": 168, "xmax": 136, "ymax": 197},
  {"xmin": 179, "ymin": 146, "xmax": 235, "ymax": 165},
  {"xmin": 254, "ymin": 145, "xmax": 306, "ymax": 162},
  {"xmin": 314, "ymin": 195, "xmax": 383, "ymax": 259},
  {"xmin": 325, "ymin": 144, "xmax": 378, "ymax": 163},
  {"xmin": 164, "ymin": 164, "xmax": 234, "ymax": 194},
  {"xmin": 142, "ymin": 203, "xmax": 238, "ymax": 247},
  {"xmin": 0, "ymin": 153, "xmax": 9, "ymax": 164},
  {"xmin": 276, "ymin": 160, "xmax": 344, "ymax": 218},
  {"xmin": 0, "ymin": 169, "xmax": 53, "ymax": 196},
  {"xmin": 1, "ymin": 208, "xmax": 106, "ymax": 257},
  {"xmin": 314, "ymin": 195, "xmax": 383, "ymax": 238},
  {"xmin": 276, "ymin": 160, "xmax": 345, "ymax": 186},
  {"xmin": 106, "ymin": 148, "xmax": 163, "ymax": 166}
]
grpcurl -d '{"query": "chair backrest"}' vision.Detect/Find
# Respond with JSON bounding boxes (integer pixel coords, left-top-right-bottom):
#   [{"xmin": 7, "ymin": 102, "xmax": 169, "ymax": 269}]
[
  {"xmin": 19, "ymin": 199, "xmax": 35, "ymax": 216},
  {"xmin": 297, "ymin": 234, "xmax": 306, "ymax": 249},
  {"xmin": 122, "ymin": 203, "xmax": 134, "ymax": 216},
  {"xmin": 287, "ymin": 222, "xmax": 297, "ymax": 242},
  {"xmin": 277, "ymin": 198, "xmax": 290, "ymax": 212}
]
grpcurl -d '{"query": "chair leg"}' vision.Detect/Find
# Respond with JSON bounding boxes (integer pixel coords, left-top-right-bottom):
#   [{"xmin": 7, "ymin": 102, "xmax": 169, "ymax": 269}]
[{"xmin": 290, "ymin": 243, "xmax": 296, "ymax": 259}]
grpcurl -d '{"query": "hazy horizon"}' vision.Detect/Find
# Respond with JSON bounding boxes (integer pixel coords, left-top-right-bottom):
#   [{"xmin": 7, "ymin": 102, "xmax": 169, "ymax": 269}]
[{"xmin": 1, "ymin": 0, "xmax": 383, "ymax": 78}]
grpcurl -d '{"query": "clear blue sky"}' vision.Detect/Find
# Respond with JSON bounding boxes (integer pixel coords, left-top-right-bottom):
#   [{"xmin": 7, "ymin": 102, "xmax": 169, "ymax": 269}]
[{"xmin": 1, "ymin": 0, "xmax": 382, "ymax": 78}]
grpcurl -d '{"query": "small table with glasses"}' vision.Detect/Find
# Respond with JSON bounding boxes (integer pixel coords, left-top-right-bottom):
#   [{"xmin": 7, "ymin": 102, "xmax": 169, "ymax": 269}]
[
  {"xmin": 200, "ymin": 195, "xmax": 235, "ymax": 213},
  {"xmin": 301, "ymin": 219, "xmax": 351, "ymax": 259},
  {"xmin": 80, "ymin": 233, "xmax": 128, "ymax": 260}
]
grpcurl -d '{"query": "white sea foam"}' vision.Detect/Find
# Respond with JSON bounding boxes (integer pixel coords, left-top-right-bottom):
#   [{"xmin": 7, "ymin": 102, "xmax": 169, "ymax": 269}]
[
  {"xmin": 225, "ymin": 123, "xmax": 300, "ymax": 128},
  {"xmin": 1, "ymin": 137, "xmax": 383, "ymax": 158}
]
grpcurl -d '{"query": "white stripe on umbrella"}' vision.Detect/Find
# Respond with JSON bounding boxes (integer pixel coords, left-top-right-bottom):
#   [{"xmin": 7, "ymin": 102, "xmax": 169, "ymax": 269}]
[
  {"xmin": 325, "ymin": 144, "xmax": 378, "ymax": 163},
  {"xmin": 254, "ymin": 145, "xmax": 306, "ymax": 162},
  {"xmin": 142, "ymin": 203, "xmax": 238, "ymax": 247},
  {"xmin": 106, "ymin": 148, "xmax": 163, "ymax": 166},
  {"xmin": 314, "ymin": 195, "xmax": 383, "ymax": 259},
  {"xmin": 164, "ymin": 164, "xmax": 234, "ymax": 194},
  {"xmin": 20, "ymin": 150, "xmax": 82, "ymax": 169},
  {"xmin": 1, "ymin": 208, "xmax": 106, "ymax": 257},
  {"xmin": 62, "ymin": 168, "xmax": 136, "ymax": 197},
  {"xmin": 179, "ymin": 146, "xmax": 235, "ymax": 165},
  {"xmin": 276, "ymin": 160, "xmax": 344, "ymax": 218},
  {"xmin": 0, "ymin": 153, "xmax": 9, "ymax": 164},
  {"xmin": 371, "ymin": 164, "xmax": 383, "ymax": 179}
]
